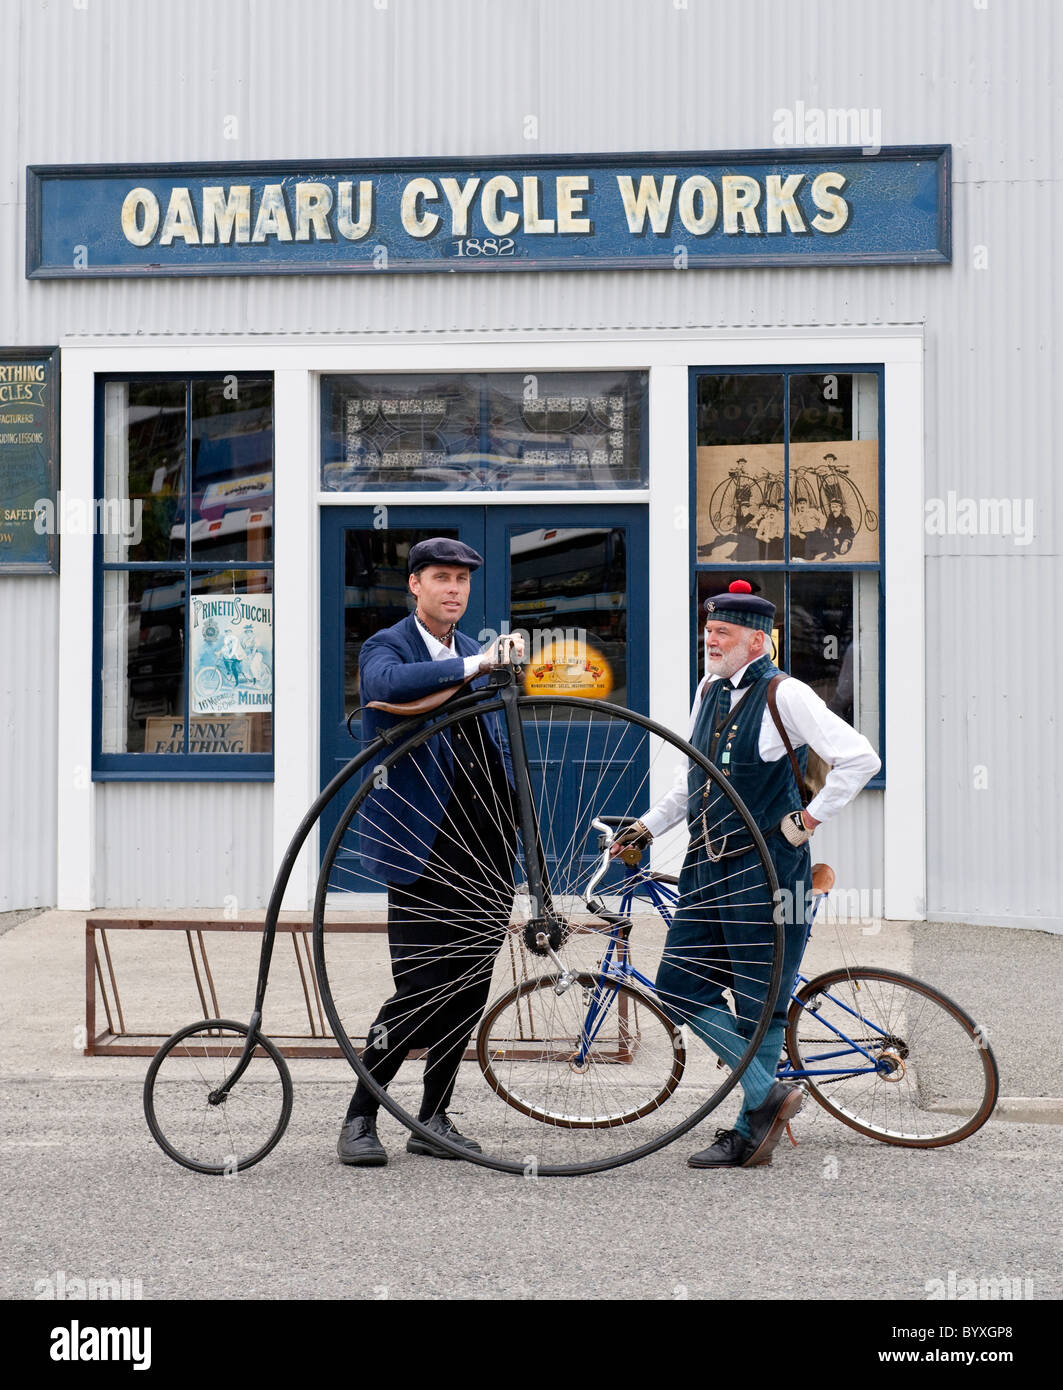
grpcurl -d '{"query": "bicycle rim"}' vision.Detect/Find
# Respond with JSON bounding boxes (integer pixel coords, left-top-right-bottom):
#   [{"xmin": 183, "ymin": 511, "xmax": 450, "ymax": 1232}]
[
  {"xmin": 785, "ymin": 968, "xmax": 999, "ymax": 1147},
  {"xmin": 144, "ymin": 1019, "xmax": 293, "ymax": 1174},
  {"xmin": 314, "ymin": 692, "xmax": 783, "ymax": 1175}
]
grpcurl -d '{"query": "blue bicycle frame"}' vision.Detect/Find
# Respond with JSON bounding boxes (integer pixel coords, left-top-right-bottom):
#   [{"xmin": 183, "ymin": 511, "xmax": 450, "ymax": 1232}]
[{"xmin": 582, "ymin": 861, "xmax": 895, "ymax": 1083}]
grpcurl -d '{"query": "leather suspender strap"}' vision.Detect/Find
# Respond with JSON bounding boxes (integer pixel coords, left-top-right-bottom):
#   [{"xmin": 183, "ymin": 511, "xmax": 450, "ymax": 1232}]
[{"xmin": 766, "ymin": 674, "xmax": 811, "ymax": 808}]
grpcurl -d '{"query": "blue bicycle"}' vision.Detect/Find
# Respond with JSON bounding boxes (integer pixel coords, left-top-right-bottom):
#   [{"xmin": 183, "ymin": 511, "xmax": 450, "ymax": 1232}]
[{"xmin": 477, "ymin": 818, "xmax": 999, "ymax": 1148}]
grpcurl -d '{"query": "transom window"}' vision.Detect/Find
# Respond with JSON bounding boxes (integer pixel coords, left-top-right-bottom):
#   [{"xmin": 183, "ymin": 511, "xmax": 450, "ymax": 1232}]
[{"xmin": 321, "ymin": 371, "xmax": 647, "ymax": 491}]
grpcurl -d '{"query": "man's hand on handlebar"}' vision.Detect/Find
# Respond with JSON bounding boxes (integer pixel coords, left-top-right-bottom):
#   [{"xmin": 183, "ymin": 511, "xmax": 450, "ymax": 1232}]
[{"xmin": 608, "ymin": 819, "xmax": 653, "ymax": 860}]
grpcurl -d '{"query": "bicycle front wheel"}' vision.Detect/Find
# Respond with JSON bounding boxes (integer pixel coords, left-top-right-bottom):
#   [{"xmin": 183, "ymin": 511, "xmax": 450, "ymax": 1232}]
[
  {"xmin": 478, "ymin": 973, "xmax": 685, "ymax": 1127},
  {"xmin": 314, "ymin": 691, "xmax": 783, "ymax": 1175},
  {"xmin": 144, "ymin": 1019, "xmax": 293, "ymax": 1174},
  {"xmin": 784, "ymin": 968, "xmax": 999, "ymax": 1147}
]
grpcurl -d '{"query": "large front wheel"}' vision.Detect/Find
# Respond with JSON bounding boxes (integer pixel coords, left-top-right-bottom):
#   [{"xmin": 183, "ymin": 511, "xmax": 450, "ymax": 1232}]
[{"xmin": 314, "ymin": 692, "xmax": 783, "ymax": 1175}]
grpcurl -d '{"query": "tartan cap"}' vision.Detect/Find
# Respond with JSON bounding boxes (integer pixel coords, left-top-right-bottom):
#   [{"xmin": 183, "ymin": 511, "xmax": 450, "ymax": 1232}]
[
  {"xmin": 408, "ymin": 537, "xmax": 483, "ymax": 573},
  {"xmin": 703, "ymin": 579, "xmax": 775, "ymax": 634}
]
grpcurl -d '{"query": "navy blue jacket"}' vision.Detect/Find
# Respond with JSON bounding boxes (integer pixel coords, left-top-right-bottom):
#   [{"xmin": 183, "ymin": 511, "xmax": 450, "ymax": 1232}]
[{"xmin": 358, "ymin": 614, "xmax": 510, "ymax": 884}]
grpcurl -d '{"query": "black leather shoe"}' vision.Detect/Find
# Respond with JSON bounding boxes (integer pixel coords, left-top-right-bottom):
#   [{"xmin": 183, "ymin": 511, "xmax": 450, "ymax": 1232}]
[
  {"xmin": 337, "ymin": 1115, "xmax": 387, "ymax": 1166},
  {"xmin": 687, "ymin": 1127, "xmax": 757, "ymax": 1168},
  {"xmin": 742, "ymin": 1082, "xmax": 806, "ymax": 1166},
  {"xmin": 406, "ymin": 1113, "xmax": 482, "ymax": 1159}
]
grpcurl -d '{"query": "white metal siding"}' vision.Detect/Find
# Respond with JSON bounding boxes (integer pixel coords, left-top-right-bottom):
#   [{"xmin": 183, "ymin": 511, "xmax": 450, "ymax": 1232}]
[
  {"xmin": 0, "ymin": 579, "xmax": 58, "ymax": 909},
  {"xmin": 95, "ymin": 782, "xmax": 273, "ymax": 909}
]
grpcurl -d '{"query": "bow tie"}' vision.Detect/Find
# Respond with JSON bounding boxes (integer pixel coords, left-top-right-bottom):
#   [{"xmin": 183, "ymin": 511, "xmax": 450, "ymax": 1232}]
[{"xmin": 716, "ymin": 656, "xmax": 772, "ymax": 715}]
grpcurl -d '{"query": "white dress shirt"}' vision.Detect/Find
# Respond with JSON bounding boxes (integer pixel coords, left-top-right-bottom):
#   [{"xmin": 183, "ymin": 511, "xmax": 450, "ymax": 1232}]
[
  {"xmin": 640, "ymin": 659, "xmax": 881, "ymax": 837},
  {"xmin": 414, "ymin": 613, "xmax": 484, "ymax": 679}
]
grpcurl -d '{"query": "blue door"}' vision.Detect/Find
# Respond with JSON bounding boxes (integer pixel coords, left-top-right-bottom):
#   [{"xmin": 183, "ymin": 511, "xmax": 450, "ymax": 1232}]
[{"xmin": 319, "ymin": 505, "xmax": 648, "ymax": 879}]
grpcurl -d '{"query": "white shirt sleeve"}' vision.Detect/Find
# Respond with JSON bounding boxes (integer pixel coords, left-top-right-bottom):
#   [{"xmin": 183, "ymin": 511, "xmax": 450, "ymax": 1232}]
[
  {"xmin": 639, "ymin": 677, "xmax": 712, "ymax": 839},
  {"xmin": 462, "ymin": 653, "xmax": 484, "ymax": 678},
  {"xmin": 764, "ymin": 678, "xmax": 881, "ymax": 824}
]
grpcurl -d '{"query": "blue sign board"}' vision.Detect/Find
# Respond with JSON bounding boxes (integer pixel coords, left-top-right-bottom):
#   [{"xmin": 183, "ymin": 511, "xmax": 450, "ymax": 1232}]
[
  {"xmin": 0, "ymin": 347, "xmax": 59, "ymax": 573},
  {"xmin": 27, "ymin": 147, "xmax": 950, "ymax": 278}
]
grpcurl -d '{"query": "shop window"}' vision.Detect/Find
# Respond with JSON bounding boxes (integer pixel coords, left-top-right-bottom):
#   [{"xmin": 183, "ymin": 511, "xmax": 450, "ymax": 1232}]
[
  {"xmin": 692, "ymin": 369, "xmax": 883, "ymax": 772},
  {"xmin": 94, "ymin": 375, "xmax": 274, "ymax": 778},
  {"xmin": 321, "ymin": 371, "xmax": 647, "ymax": 491}
]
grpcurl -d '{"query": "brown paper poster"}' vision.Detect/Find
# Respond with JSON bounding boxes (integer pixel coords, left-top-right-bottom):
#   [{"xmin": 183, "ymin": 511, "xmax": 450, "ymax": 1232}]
[
  {"xmin": 697, "ymin": 440, "xmax": 879, "ymax": 564},
  {"xmin": 696, "ymin": 444, "xmax": 785, "ymax": 561},
  {"xmin": 788, "ymin": 441, "xmax": 879, "ymax": 563}
]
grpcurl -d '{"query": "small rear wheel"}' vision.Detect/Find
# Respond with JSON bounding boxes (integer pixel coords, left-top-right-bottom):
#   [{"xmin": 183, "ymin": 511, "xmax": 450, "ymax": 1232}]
[
  {"xmin": 477, "ymin": 973, "xmax": 686, "ymax": 1128},
  {"xmin": 784, "ymin": 968, "xmax": 998, "ymax": 1147},
  {"xmin": 144, "ymin": 1019, "xmax": 293, "ymax": 1174}
]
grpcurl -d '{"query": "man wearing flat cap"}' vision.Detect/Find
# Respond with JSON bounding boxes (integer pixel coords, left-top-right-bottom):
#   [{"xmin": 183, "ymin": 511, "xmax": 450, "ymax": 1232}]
[
  {"xmin": 337, "ymin": 537, "xmax": 518, "ymax": 1166},
  {"xmin": 614, "ymin": 579, "xmax": 880, "ymax": 1169}
]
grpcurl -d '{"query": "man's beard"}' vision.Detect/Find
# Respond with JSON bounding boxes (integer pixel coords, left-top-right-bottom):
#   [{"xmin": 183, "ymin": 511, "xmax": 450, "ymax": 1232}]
[{"xmin": 705, "ymin": 637, "xmax": 756, "ymax": 680}]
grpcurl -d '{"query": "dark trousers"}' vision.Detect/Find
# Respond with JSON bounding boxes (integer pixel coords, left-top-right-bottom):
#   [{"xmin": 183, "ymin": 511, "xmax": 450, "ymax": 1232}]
[{"xmin": 348, "ymin": 785, "xmax": 515, "ymax": 1123}]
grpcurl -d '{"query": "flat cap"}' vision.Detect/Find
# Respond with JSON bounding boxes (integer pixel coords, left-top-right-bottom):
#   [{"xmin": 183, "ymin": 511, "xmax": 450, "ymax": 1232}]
[
  {"xmin": 408, "ymin": 537, "xmax": 484, "ymax": 573},
  {"xmin": 703, "ymin": 579, "xmax": 775, "ymax": 633}
]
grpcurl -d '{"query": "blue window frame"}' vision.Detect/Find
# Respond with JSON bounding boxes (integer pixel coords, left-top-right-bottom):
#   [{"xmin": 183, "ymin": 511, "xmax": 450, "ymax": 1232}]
[
  {"xmin": 689, "ymin": 365, "xmax": 885, "ymax": 787},
  {"xmin": 93, "ymin": 373, "xmax": 274, "ymax": 780}
]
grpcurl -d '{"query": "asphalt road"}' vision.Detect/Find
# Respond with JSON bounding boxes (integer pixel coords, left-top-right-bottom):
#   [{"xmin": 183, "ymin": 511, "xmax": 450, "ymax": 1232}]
[{"xmin": 2, "ymin": 1074, "xmax": 1058, "ymax": 1302}]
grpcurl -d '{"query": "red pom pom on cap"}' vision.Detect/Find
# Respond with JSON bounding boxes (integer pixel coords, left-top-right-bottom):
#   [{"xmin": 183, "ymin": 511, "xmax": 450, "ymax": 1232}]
[{"xmin": 728, "ymin": 580, "xmax": 753, "ymax": 594}]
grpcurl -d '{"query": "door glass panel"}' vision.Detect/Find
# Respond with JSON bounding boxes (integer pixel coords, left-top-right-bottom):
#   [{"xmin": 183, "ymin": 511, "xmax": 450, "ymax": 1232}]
[
  {"xmin": 342, "ymin": 527, "xmax": 459, "ymax": 711},
  {"xmin": 508, "ymin": 526, "xmax": 628, "ymax": 710}
]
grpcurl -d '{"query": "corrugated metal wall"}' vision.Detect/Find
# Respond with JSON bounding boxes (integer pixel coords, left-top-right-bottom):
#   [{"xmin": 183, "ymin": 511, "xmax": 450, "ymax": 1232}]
[
  {"xmin": 1, "ymin": 0, "xmax": 1058, "ymax": 920},
  {"xmin": 0, "ymin": 579, "xmax": 58, "ymax": 909},
  {"xmin": 95, "ymin": 783, "xmax": 273, "ymax": 909}
]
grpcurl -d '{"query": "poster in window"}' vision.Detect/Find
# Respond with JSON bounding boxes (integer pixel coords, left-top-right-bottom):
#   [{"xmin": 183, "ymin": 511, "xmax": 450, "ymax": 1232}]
[
  {"xmin": 788, "ymin": 441, "xmax": 879, "ymax": 563},
  {"xmin": 190, "ymin": 593, "xmax": 273, "ymax": 714},
  {"xmin": 696, "ymin": 445, "xmax": 785, "ymax": 561},
  {"xmin": 0, "ymin": 347, "xmax": 58, "ymax": 573}
]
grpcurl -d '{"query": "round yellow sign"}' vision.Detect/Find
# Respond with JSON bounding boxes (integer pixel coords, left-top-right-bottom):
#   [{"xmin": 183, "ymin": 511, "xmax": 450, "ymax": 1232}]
[{"xmin": 523, "ymin": 640, "xmax": 613, "ymax": 699}]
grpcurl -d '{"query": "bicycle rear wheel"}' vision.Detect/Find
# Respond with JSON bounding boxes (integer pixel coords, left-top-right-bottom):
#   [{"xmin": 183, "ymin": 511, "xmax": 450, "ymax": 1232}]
[
  {"xmin": 784, "ymin": 968, "xmax": 999, "ymax": 1147},
  {"xmin": 478, "ymin": 973, "xmax": 685, "ymax": 1127},
  {"xmin": 144, "ymin": 1020, "xmax": 293, "ymax": 1174},
  {"xmin": 314, "ymin": 691, "xmax": 783, "ymax": 1175}
]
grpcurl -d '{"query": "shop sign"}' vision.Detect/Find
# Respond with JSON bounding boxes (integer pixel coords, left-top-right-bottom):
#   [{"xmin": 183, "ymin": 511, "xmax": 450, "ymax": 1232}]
[
  {"xmin": 0, "ymin": 347, "xmax": 58, "ymax": 573},
  {"xmin": 27, "ymin": 147, "xmax": 949, "ymax": 278},
  {"xmin": 523, "ymin": 639, "xmax": 614, "ymax": 699}
]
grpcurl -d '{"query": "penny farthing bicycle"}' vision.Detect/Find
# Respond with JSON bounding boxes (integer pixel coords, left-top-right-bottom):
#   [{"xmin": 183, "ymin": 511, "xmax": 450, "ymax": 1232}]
[{"xmin": 144, "ymin": 650, "xmax": 785, "ymax": 1177}]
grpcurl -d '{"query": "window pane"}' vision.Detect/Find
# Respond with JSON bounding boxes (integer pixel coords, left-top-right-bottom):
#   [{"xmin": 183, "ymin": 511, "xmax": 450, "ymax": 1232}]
[
  {"xmin": 103, "ymin": 381, "xmax": 186, "ymax": 564},
  {"xmin": 188, "ymin": 570, "xmax": 273, "ymax": 753},
  {"xmin": 696, "ymin": 375, "xmax": 784, "ymax": 563},
  {"xmin": 485, "ymin": 372, "xmax": 646, "ymax": 488},
  {"xmin": 101, "ymin": 569, "xmax": 186, "ymax": 753},
  {"xmin": 789, "ymin": 569, "xmax": 880, "ymax": 752},
  {"xmin": 789, "ymin": 373, "xmax": 880, "ymax": 563},
  {"xmin": 696, "ymin": 374, "xmax": 784, "ymax": 446},
  {"xmin": 511, "ymin": 526, "xmax": 629, "ymax": 710},
  {"xmin": 188, "ymin": 377, "xmax": 274, "ymax": 563},
  {"xmin": 322, "ymin": 372, "xmax": 646, "ymax": 491},
  {"xmin": 696, "ymin": 571, "xmax": 785, "ymax": 683},
  {"xmin": 323, "ymin": 374, "xmax": 482, "ymax": 491}
]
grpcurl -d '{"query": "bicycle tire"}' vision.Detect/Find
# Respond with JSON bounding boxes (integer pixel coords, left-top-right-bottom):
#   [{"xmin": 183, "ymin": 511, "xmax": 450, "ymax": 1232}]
[
  {"xmin": 313, "ymin": 689, "xmax": 784, "ymax": 1176},
  {"xmin": 477, "ymin": 972, "xmax": 686, "ymax": 1128},
  {"xmin": 784, "ymin": 968, "xmax": 999, "ymax": 1147},
  {"xmin": 144, "ymin": 1019, "xmax": 293, "ymax": 1175}
]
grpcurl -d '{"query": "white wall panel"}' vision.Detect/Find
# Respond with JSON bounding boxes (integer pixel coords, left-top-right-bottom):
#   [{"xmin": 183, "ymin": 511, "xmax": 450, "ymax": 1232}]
[
  {"xmin": 95, "ymin": 782, "xmax": 273, "ymax": 909},
  {"xmin": 0, "ymin": 579, "xmax": 58, "ymax": 909}
]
